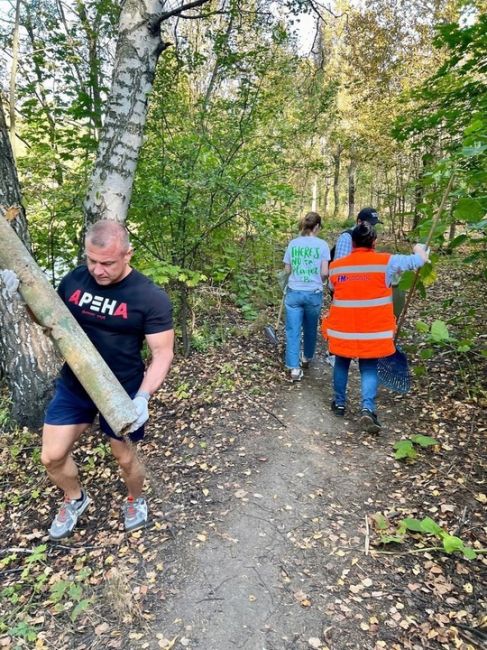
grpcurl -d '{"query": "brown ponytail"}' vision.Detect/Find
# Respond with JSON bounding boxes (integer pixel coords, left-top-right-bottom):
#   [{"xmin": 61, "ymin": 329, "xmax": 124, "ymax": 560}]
[{"xmin": 299, "ymin": 211, "xmax": 322, "ymax": 235}]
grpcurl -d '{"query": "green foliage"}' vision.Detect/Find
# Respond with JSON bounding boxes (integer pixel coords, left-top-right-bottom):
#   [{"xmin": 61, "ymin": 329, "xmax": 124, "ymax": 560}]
[
  {"xmin": 0, "ymin": 548, "xmax": 94, "ymax": 644},
  {"xmin": 48, "ymin": 575, "xmax": 93, "ymax": 621},
  {"xmin": 393, "ymin": 435, "xmax": 439, "ymax": 460},
  {"xmin": 141, "ymin": 261, "xmax": 207, "ymax": 289},
  {"xmin": 393, "ymin": 8, "xmax": 487, "ymax": 271},
  {"xmin": 128, "ymin": 13, "xmax": 336, "ymax": 343},
  {"xmin": 0, "ymin": 0, "xmax": 120, "ymax": 279},
  {"xmin": 398, "ymin": 260, "xmax": 437, "ymax": 299},
  {"xmin": 373, "ymin": 513, "xmax": 479, "ymax": 559},
  {"xmin": 415, "ymin": 317, "xmax": 476, "ymax": 355}
]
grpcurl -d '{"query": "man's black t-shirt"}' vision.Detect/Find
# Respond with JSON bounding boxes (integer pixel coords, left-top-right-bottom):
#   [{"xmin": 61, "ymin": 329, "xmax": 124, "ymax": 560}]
[{"xmin": 58, "ymin": 266, "xmax": 173, "ymax": 393}]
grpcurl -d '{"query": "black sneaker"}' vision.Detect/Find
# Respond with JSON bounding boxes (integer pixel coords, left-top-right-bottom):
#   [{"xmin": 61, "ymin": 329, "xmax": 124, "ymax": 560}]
[
  {"xmin": 360, "ymin": 409, "xmax": 381, "ymax": 434},
  {"xmin": 331, "ymin": 401, "xmax": 345, "ymax": 417}
]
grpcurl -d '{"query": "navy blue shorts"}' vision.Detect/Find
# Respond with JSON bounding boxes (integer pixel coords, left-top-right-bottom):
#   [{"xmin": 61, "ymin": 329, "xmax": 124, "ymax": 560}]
[{"xmin": 44, "ymin": 380, "xmax": 145, "ymax": 442}]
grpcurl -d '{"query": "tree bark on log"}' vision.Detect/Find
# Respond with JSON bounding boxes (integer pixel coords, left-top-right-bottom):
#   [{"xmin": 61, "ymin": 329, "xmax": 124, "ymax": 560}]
[{"xmin": 0, "ymin": 214, "xmax": 138, "ymax": 436}]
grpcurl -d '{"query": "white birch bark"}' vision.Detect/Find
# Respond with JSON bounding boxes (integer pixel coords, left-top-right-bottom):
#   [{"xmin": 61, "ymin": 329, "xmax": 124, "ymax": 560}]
[
  {"xmin": 84, "ymin": 0, "xmax": 212, "ymax": 225},
  {"xmin": 311, "ymin": 178, "xmax": 318, "ymax": 212},
  {"xmin": 84, "ymin": 0, "xmax": 167, "ymax": 224}
]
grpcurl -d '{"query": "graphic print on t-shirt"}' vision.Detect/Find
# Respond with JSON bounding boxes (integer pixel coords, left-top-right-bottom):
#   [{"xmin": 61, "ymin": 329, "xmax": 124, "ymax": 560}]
[
  {"xmin": 291, "ymin": 245, "xmax": 321, "ymax": 283},
  {"xmin": 68, "ymin": 289, "xmax": 128, "ymax": 319},
  {"xmin": 58, "ymin": 265, "xmax": 173, "ymax": 390}
]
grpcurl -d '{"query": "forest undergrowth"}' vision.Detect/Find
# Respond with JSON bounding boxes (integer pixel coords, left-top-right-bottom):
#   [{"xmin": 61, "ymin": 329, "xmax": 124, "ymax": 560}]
[{"xmin": 0, "ymin": 255, "xmax": 485, "ymax": 650}]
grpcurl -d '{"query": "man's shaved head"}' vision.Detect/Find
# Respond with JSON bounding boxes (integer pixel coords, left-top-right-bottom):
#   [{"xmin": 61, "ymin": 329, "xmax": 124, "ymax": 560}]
[{"xmin": 85, "ymin": 220, "xmax": 131, "ymax": 252}]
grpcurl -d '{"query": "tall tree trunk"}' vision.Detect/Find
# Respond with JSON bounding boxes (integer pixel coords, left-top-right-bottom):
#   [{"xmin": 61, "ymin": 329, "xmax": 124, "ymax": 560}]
[
  {"xmin": 332, "ymin": 146, "xmax": 342, "ymax": 220},
  {"xmin": 347, "ymin": 157, "xmax": 356, "ymax": 220},
  {"xmin": 8, "ymin": 0, "xmax": 21, "ymax": 159},
  {"xmin": 413, "ymin": 152, "xmax": 428, "ymax": 231},
  {"xmin": 0, "ymin": 97, "xmax": 60, "ymax": 428},
  {"xmin": 83, "ymin": 0, "xmax": 211, "ymax": 226},
  {"xmin": 448, "ymin": 203, "xmax": 456, "ymax": 241},
  {"xmin": 311, "ymin": 177, "xmax": 318, "ymax": 212},
  {"xmin": 322, "ymin": 175, "xmax": 330, "ymax": 216},
  {"xmin": 178, "ymin": 283, "xmax": 191, "ymax": 357}
]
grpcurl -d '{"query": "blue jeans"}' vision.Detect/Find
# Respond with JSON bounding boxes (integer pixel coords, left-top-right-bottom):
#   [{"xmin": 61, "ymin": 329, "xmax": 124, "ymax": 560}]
[
  {"xmin": 333, "ymin": 356, "xmax": 378, "ymax": 412},
  {"xmin": 285, "ymin": 289, "xmax": 323, "ymax": 369}
]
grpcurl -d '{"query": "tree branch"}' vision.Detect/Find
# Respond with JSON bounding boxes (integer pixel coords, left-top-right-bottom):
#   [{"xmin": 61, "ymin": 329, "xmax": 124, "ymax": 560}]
[
  {"xmin": 308, "ymin": 0, "xmax": 347, "ymax": 20},
  {"xmin": 177, "ymin": 10, "xmax": 226, "ymax": 19},
  {"xmin": 159, "ymin": 0, "xmax": 213, "ymax": 22}
]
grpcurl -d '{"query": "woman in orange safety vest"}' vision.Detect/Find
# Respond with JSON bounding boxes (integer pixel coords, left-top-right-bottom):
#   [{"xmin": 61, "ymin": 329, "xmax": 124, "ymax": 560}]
[{"xmin": 322, "ymin": 222, "xmax": 429, "ymax": 433}]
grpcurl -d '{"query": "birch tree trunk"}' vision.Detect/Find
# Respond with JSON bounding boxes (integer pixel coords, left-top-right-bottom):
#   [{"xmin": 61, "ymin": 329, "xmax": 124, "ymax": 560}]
[
  {"xmin": 311, "ymin": 178, "xmax": 318, "ymax": 212},
  {"xmin": 0, "ymin": 97, "xmax": 60, "ymax": 428},
  {"xmin": 347, "ymin": 157, "xmax": 356, "ymax": 220},
  {"xmin": 332, "ymin": 146, "xmax": 342, "ymax": 220},
  {"xmin": 322, "ymin": 174, "xmax": 330, "ymax": 216},
  {"xmin": 83, "ymin": 0, "xmax": 211, "ymax": 226}
]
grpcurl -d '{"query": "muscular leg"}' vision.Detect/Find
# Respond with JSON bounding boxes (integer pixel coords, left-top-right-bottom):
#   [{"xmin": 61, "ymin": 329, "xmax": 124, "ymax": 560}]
[
  {"xmin": 41, "ymin": 424, "xmax": 89, "ymax": 500},
  {"xmin": 110, "ymin": 438, "xmax": 145, "ymax": 499}
]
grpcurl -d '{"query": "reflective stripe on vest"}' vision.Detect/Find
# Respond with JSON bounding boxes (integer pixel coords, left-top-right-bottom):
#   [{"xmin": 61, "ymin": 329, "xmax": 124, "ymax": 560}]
[
  {"xmin": 329, "ymin": 264, "xmax": 388, "ymax": 277},
  {"xmin": 327, "ymin": 328, "xmax": 394, "ymax": 340},
  {"xmin": 332, "ymin": 296, "xmax": 393, "ymax": 308}
]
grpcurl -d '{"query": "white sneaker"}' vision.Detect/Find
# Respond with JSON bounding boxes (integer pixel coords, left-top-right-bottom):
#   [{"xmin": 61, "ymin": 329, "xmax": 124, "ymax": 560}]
[
  {"xmin": 325, "ymin": 354, "xmax": 336, "ymax": 368},
  {"xmin": 290, "ymin": 368, "xmax": 303, "ymax": 382}
]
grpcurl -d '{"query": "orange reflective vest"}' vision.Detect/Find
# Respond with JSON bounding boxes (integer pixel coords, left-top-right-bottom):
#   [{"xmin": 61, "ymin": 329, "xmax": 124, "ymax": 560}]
[{"xmin": 321, "ymin": 249, "xmax": 396, "ymax": 359}]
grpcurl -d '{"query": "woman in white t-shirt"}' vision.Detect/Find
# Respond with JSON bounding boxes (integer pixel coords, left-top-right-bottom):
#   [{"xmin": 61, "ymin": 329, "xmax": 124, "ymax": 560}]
[{"xmin": 283, "ymin": 212, "xmax": 330, "ymax": 381}]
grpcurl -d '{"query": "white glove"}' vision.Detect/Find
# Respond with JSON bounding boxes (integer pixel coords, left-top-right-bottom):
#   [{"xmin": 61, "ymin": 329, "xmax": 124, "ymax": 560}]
[
  {"xmin": 128, "ymin": 393, "xmax": 149, "ymax": 433},
  {"xmin": 0, "ymin": 269, "xmax": 20, "ymax": 297},
  {"xmin": 413, "ymin": 243, "xmax": 430, "ymax": 260}
]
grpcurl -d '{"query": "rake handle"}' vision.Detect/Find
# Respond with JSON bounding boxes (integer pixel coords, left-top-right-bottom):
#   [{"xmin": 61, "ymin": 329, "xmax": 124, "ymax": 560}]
[
  {"xmin": 275, "ymin": 292, "xmax": 285, "ymax": 330},
  {"xmin": 395, "ymin": 173, "xmax": 455, "ymax": 340}
]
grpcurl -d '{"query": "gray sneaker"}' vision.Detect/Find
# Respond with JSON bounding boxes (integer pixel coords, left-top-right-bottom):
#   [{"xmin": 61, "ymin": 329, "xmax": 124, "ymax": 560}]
[
  {"xmin": 48, "ymin": 490, "xmax": 91, "ymax": 540},
  {"xmin": 123, "ymin": 497, "xmax": 148, "ymax": 532},
  {"xmin": 290, "ymin": 368, "xmax": 303, "ymax": 382},
  {"xmin": 360, "ymin": 409, "xmax": 382, "ymax": 434}
]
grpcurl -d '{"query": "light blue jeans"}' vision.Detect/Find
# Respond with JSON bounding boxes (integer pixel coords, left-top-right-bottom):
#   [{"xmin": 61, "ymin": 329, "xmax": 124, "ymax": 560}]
[
  {"xmin": 333, "ymin": 356, "xmax": 378, "ymax": 412},
  {"xmin": 285, "ymin": 289, "xmax": 323, "ymax": 369}
]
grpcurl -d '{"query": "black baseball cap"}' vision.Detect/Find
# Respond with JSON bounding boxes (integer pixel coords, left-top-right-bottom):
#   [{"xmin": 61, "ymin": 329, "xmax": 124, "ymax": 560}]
[{"xmin": 357, "ymin": 207, "xmax": 382, "ymax": 225}]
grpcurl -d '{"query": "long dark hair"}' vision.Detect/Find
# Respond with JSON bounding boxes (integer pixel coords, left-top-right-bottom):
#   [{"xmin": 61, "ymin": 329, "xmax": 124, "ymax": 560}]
[{"xmin": 351, "ymin": 222, "xmax": 377, "ymax": 248}]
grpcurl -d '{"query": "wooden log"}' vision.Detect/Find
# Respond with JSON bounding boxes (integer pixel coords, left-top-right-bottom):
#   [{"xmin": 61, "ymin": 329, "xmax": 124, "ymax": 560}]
[{"xmin": 0, "ymin": 212, "xmax": 138, "ymax": 436}]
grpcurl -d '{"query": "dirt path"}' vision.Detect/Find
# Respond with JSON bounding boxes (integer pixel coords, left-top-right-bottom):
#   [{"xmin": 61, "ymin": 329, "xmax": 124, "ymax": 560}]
[{"xmin": 137, "ymin": 354, "xmax": 407, "ymax": 650}]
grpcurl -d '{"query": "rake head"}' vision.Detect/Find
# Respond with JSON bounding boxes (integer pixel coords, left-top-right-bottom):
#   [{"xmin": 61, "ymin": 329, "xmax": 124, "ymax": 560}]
[
  {"xmin": 263, "ymin": 325, "xmax": 279, "ymax": 346},
  {"xmin": 378, "ymin": 346, "xmax": 411, "ymax": 394}
]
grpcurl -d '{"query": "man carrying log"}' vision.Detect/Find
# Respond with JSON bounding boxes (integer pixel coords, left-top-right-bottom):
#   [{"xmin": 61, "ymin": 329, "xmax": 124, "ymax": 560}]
[{"xmin": 30, "ymin": 220, "xmax": 173, "ymax": 539}]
